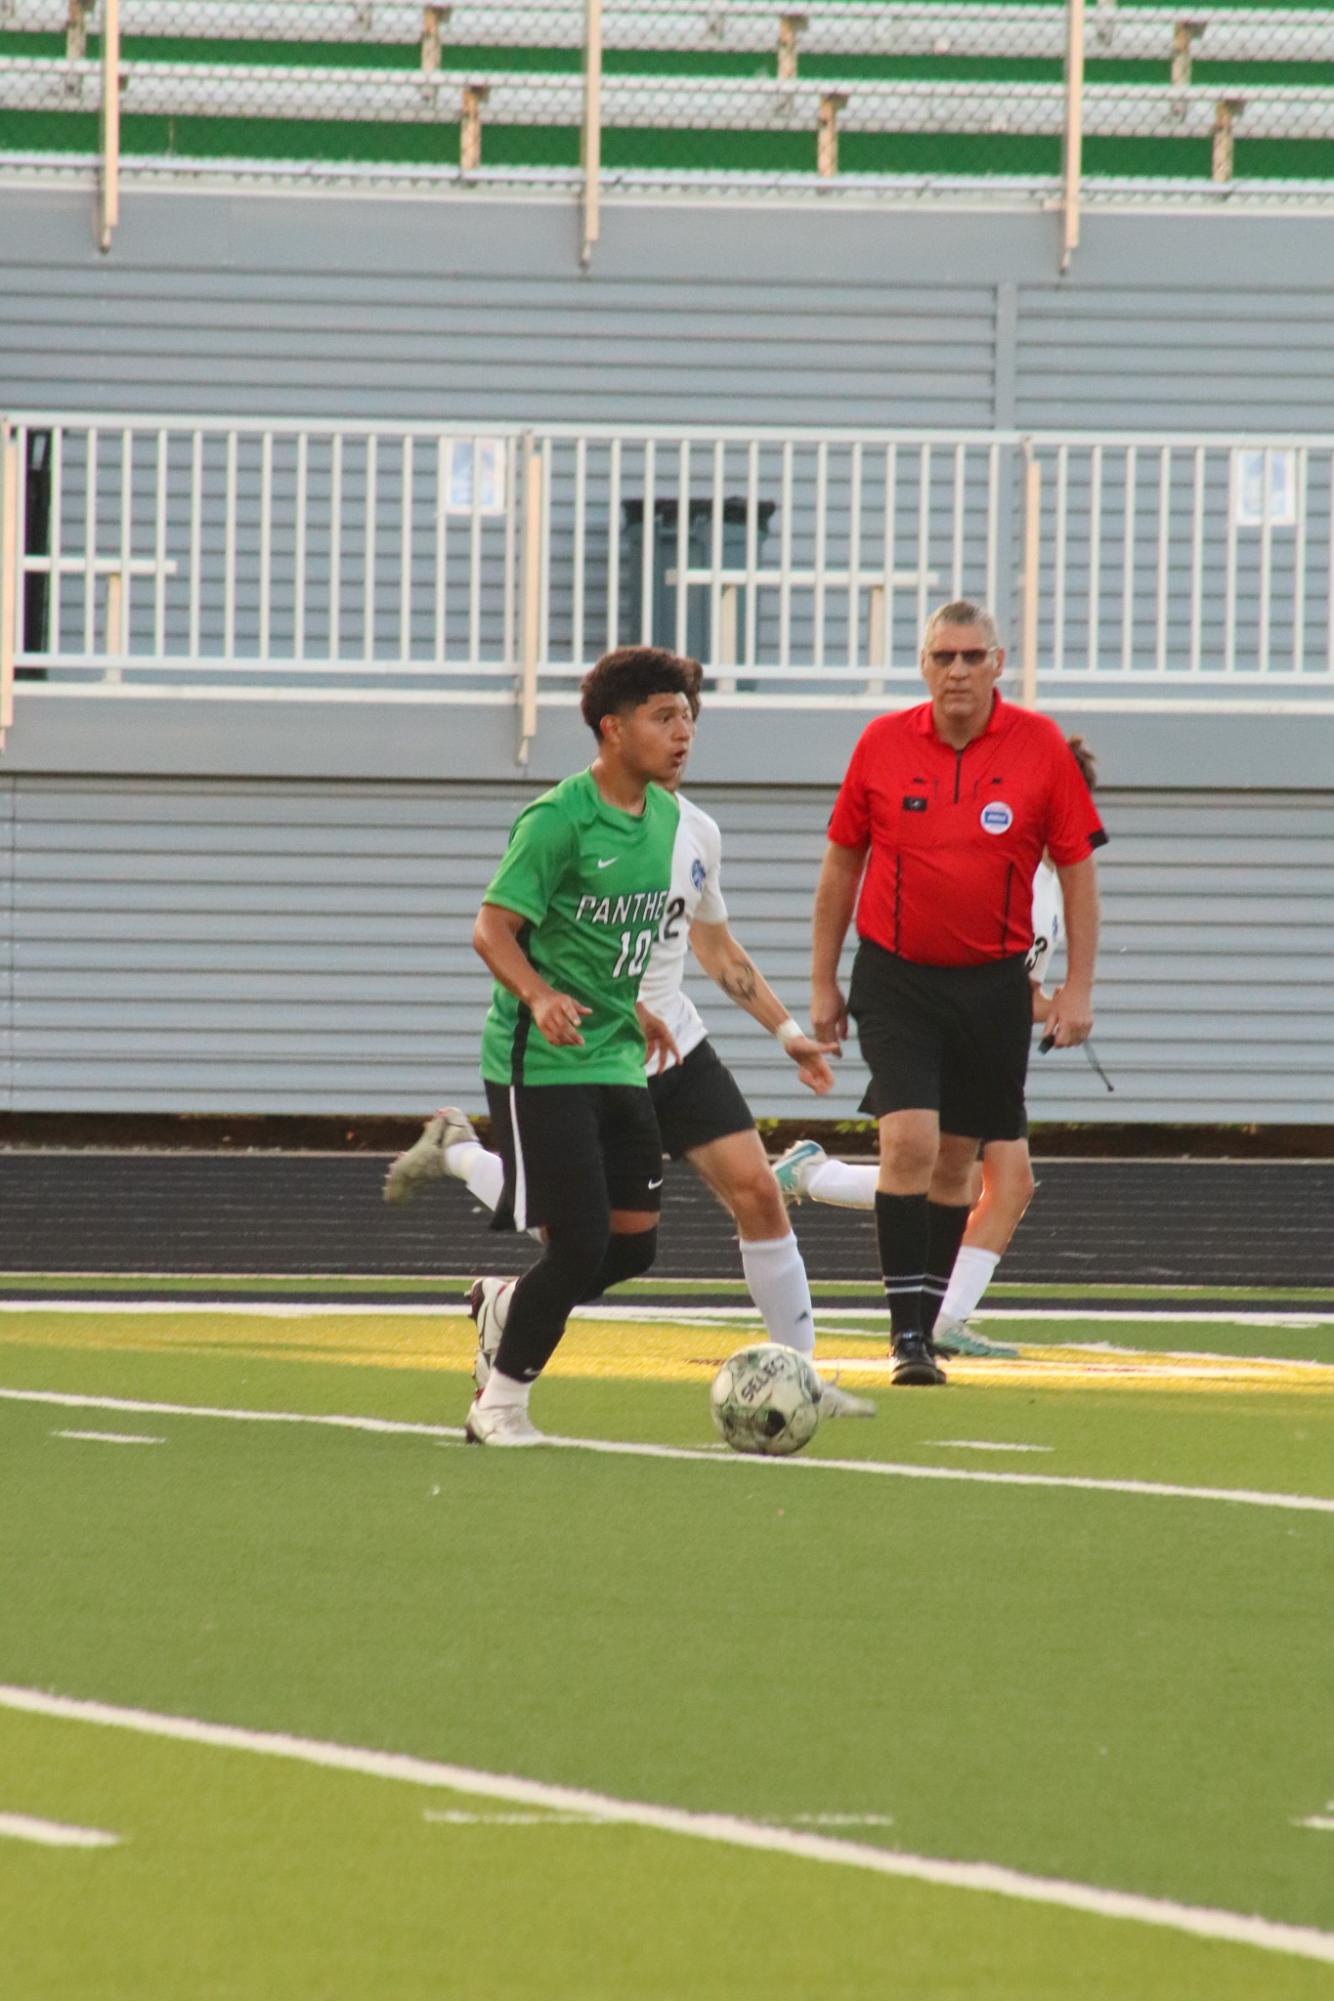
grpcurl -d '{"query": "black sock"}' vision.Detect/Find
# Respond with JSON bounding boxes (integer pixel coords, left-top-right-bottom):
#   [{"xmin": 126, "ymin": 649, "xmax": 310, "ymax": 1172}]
[
  {"xmin": 874, "ymin": 1190, "xmax": 930, "ymax": 1338},
  {"xmin": 923, "ymin": 1202, "xmax": 971, "ymax": 1333}
]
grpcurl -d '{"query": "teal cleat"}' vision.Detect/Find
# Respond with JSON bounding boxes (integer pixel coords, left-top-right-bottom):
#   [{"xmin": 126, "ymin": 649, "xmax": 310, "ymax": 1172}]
[
  {"xmin": 933, "ymin": 1317, "xmax": 1019, "ymax": 1360},
  {"xmin": 772, "ymin": 1139, "xmax": 827, "ymax": 1204}
]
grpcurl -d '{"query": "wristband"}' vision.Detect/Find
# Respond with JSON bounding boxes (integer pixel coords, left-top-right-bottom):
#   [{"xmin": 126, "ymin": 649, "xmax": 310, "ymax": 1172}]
[{"xmin": 775, "ymin": 1018, "xmax": 804, "ymax": 1050}]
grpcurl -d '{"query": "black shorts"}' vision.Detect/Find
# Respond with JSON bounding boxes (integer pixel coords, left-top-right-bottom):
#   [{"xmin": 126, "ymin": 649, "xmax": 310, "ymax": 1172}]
[
  {"xmin": 484, "ymin": 1079, "xmax": 664, "ymax": 1233},
  {"xmin": 648, "ymin": 1038, "xmax": 756, "ymax": 1160},
  {"xmin": 849, "ymin": 940, "xmax": 1033, "ymax": 1143}
]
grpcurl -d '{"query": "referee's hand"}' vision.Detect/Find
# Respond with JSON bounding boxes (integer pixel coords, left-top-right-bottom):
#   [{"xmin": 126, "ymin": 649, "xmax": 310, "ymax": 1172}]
[
  {"xmin": 810, "ymin": 980, "xmax": 849, "ymax": 1052},
  {"xmin": 1043, "ymin": 982, "xmax": 1094, "ymax": 1048}
]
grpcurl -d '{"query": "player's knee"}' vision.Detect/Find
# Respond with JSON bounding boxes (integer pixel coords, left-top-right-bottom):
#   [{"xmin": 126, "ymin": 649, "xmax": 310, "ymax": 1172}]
[
  {"xmin": 544, "ymin": 1217, "xmax": 612, "ymax": 1300},
  {"xmin": 604, "ymin": 1227, "xmax": 657, "ymax": 1285},
  {"xmin": 880, "ymin": 1131, "xmax": 937, "ymax": 1186},
  {"xmin": 730, "ymin": 1170, "xmax": 788, "ymax": 1239}
]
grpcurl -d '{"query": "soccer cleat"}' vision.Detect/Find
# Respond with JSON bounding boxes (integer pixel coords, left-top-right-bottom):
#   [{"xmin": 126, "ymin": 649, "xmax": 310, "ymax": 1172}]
[
  {"xmin": 468, "ymin": 1275, "xmax": 514, "ymax": 1391},
  {"xmin": 890, "ymin": 1333, "xmax": 947, "ymax": 1387},
  {"xmin": 464, "ymin": 1400, "xmax": 546, "ymax": 1447},
  {"xmin": 772, "ymin": 1139, "xmax": 827, "ymax": 1205},
  {"xmin": 932, "ymin": 1316, "xmax": 1019, "ymax": 1360},
  {"xmin": 817, "ymin": 1378, "xmax": 876, "ymax": 1419},
  {"xmin": 383, "ymin": 1106, "xmax": 478, "ymax": 1205}
]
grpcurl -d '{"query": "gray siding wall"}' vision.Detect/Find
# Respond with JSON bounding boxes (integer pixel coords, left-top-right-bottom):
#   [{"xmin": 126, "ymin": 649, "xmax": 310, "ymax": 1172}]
[
  {"xmin": 5, "ymin": 191, "xmax": 1334, "ymax": 434},
  {"xmin": 3, "ymin": 774, "xmax": 1330, "ymax": 1124}
]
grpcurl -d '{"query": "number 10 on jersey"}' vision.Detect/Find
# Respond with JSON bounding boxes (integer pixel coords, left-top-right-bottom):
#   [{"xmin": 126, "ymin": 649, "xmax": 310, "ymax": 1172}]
[{"xmin": 611, "ymin": 928, "xmax": 655, "ymax": 979}]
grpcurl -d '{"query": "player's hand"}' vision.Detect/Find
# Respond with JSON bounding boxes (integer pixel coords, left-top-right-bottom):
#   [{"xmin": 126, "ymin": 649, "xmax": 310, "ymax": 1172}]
[
  {"xmin": 810, "ymin": 980, "xmax": 849, "ymax": 1051},
  {"xmin": 785, "ymin": 1033, "xmax": 838, "ymax": 1096},
  {"xmin": 636, "ymin": 1002, "xmax": 681, "ymax": 1075},
  {"xmin": 533, "ymin": 988, "xmax": 592, "ymax": 1047},
  {"xmin": 1043, "ymin": 983, "xmax": 1093, "ymax": 1048}
]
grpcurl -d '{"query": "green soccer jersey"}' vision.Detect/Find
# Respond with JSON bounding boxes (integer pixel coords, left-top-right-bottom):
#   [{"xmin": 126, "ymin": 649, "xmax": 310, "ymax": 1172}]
[{"xmin": 479, "ymin": 768, "xmax": 681, "ymax": 1087}]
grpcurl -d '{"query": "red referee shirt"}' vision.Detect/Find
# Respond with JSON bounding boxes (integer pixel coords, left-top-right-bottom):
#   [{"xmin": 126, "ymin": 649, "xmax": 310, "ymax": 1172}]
[{"xmin": 827, "ymin": 696, "xmax": 1107, "ymax": 967}]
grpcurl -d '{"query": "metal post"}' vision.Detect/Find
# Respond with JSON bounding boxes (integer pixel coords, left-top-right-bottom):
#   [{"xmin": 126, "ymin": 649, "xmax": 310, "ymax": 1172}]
[
  {"xmin": 0, "ymin": 422, "xmax": 18, "ymax": 746},
  {"xmin": 98, "ymin": 0, "xmax": 120, "ymax": 253},
  {"xmin": 817, "ymin": 92, "xmax": 847, "ymax": 179},
  {"xmin": 516, "ymin": 435, "xmax": 543, "ymax": 766},
  {"xmin": 460, "ymin": 84, "xmax": 488, "ymax": 171},
  {"xmin": 581, "ymin": 0, "xmax": 603, "ymax": 270},
  {"xmin": 777, "ymin": 13, "xmax": 807, "ymax": 83},
  {"xmin": 1212, "ymin": 99, "xmax": 1244, "ymax": 182},
  {"xmin": 66, "ymin": 0, "xmax": 96, "ymax": 61},
  {"xmin": 1019, "ymin": 442, "xmax": 1042, "ymax": 708},
  {"xmin": 420, "ymin": 4, "xmax": 449, "ymax": 72},
  {"xmin": 1060, "ymin": 0, "xmax": 1084, "ymax": 274},
  {"xmin": 1171, "ymin": 20, "xmax": 1203, "ymax": 90}
]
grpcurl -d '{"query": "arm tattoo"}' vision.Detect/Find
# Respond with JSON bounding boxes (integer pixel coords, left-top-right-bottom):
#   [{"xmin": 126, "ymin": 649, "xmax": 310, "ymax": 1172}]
[{"xmin": 719, "ymin": 954, "xmax": 760, "ymax": 1005}]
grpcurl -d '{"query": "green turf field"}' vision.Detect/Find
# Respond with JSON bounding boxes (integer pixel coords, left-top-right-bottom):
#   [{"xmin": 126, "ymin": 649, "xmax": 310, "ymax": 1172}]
[{"xmin": 3, "ymin": 1303, "xmax": 1332, "ymax": 1999}]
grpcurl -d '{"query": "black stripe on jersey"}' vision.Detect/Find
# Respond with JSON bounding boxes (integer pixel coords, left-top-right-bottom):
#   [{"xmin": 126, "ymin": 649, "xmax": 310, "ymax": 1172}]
[{"xmin": 510, "ymin": 922, "xmax": 535, "ymax": 1084}]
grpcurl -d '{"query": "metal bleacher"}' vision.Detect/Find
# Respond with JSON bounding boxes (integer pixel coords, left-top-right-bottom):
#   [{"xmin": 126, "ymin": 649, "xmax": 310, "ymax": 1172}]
[{"xmin": 2, "ymin": 1, "xmax": 1333, "ymax": 195}]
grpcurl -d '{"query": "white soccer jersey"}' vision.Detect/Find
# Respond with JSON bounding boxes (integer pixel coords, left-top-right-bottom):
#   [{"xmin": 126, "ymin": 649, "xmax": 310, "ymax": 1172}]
[
  {"xmin": 1026, "ymin": 859, "xmax": 1064, "ymax": 986},
  {"xmin": 637, "ymin": 792, "xmax": 728, "ymax": 1071}
]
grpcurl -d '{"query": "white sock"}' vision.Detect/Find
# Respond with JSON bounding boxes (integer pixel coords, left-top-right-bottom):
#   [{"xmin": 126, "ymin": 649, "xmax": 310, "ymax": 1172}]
[
  {"xmin": 476, "ymin": 1366, "xmax": 529, "ymax": 1414},
  {"xmin": 445, "ymin": 1141, "xmax": 506, "ymax": 1215},
  {"xmin": 740, "ymin": 1233, "xmax": 816, "ymax": 1357},
  {"xmin": 805, "ymin": 1158, "xmax": 878, "ymax": 1210},
  {"xmin": 939, "ymin": 1246, "xmax": 1001, "ymax": 1328}
]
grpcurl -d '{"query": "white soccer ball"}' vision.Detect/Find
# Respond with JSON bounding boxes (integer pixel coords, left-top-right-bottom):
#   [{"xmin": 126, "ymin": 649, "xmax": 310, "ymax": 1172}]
[{"xmin": 709, "ymin": 1343, "xmax": 822, "ymax": 1457}]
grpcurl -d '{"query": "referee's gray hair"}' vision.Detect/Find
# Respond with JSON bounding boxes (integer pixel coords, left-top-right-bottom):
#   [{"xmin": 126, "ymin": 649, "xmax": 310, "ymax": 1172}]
[{"xmin": 921, "ymin": 599, "xmax": 1000, "ymax": 652}]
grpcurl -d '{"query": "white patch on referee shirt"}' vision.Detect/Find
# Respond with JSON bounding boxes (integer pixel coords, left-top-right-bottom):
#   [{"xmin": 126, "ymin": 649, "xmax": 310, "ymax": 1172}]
[{"xmin": 980, "ymin": 801, "xmax": 1014, "ymax": 834}]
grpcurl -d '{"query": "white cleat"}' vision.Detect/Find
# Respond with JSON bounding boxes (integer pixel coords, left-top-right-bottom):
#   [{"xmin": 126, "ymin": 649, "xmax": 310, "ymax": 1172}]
[
  {"xmin": 818, "ymin": 1378, "xmax": 876, "ymax": 1419},
  {"xmin": 468, "ymin": 1276, "xmax": 515, "ymax": 1391},
  {"xmin": 772, "ymin": 1139, "xmax": 827, "ymax": 1205},
  {"xmin": 383, "ymin": 1106, "xmax": 478, "ymax": 1205},
  {"xmin": 464, "ymin": 1400, "xmax": 547, "ymax": 1447}
]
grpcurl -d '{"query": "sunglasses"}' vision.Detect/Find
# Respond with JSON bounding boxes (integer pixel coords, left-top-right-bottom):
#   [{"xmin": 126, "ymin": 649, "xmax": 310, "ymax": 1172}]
[{"xmin": 926, "ymin": 647, "xmax": 993, "ymax": 667}]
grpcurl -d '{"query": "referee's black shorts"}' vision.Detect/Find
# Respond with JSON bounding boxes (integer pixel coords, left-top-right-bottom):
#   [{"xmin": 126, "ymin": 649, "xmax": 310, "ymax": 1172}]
[
  {"xmin": 648, "ymin": 1038, "xmax": 756, "ymax": 1160},
  {"xmin": 849, "ymin": 940, "xmax": 1033, "ymax": 1143},
  {"xmin": 484, "ymin": 1079, "xmax": 664, "ymax": 1233}
]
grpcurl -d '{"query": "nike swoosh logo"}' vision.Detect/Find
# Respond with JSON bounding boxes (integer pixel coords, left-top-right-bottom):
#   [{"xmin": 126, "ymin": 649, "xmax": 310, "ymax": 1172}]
[
  {"xmin": 596, "ymin": 857, "xmax": 618, "ymax": 869},
  {"xmin": 647, "ymin": 1177, "xmax": 663, "ymax": 1190}
]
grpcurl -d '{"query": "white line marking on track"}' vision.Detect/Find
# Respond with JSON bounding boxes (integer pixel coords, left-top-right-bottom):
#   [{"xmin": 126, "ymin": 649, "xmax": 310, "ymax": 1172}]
[
  {"xmin": 1294, "ymin": 1816, "xmax": 1334, "ymax": 1833},
  {"xmin": 2, "ymin": 1387, "xmax": 1331, "ymax": 1515},
  {"xmin": 0, "ymin": 1810, "xmax": 120, "ymax": 1849},
  {"xmin": 0, "ymin": 1683, "xmax": 1327, "ymax": 1966},
  {"xmin": 925, "ymin": 1440, "xmax": 1055, "ymax": 1455},
  {"xmin": 53, "ymin": 1430, "xmax": 164, "ymax": 1446}
]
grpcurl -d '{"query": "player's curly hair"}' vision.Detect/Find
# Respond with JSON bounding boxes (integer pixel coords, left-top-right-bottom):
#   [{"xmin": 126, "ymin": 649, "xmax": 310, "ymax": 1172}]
[
  {"xmin": 1065, "ymin": 734, "xmax": 1098, "ymax": 791},
  {"xmin": 579, "ymin": 647, "xmax": 702, "ymax": 740}
]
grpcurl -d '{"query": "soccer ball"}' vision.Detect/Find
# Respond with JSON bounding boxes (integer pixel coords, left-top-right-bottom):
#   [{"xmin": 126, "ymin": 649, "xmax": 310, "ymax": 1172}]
[{"xmin": 709, "ymin": 1343, "xmax": 822, "ymax": 1458}]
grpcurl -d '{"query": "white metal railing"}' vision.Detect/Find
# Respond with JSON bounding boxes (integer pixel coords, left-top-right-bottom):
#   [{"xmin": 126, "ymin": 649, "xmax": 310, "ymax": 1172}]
[{"xmin": 3, "ymin": 416, "xmax": 1334, "ymax": 739}]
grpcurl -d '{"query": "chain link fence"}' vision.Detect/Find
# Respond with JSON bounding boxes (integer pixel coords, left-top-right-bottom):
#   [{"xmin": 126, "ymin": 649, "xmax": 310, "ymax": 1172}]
[{"xmin": 1, "ymin": 2, "xmax": 1332, "ymax": 200}]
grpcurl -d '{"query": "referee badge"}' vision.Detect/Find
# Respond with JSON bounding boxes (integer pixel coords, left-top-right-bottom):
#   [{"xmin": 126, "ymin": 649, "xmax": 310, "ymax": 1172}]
[{"xmin": 980, "ymin": 801, "xmax": 1014, "ymax": 834}]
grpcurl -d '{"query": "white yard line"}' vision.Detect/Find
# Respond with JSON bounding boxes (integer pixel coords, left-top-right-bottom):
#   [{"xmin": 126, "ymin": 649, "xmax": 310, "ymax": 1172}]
[
  {"xmin": 0, "ymin": 1683, "xmax": 1327, "ymax": 1967},
  {"xmin": 2, "ymin": 1387, "xmax": 1331, "ymax": 1516},
  {"xmin": 1, "ymin": 1299, "xmax": 1333, "ymax": 1330},
  {"xmin": 925, "ymin": 1440, "xmax": 1055, "ymax": 1454},
  {"xmin": 53, "ymin": 1430, "xmax": 164, "ymax": 1446},
  {"xmin": 0, "ymin": 1809, "xmax": 120, "ymax": 1849}
]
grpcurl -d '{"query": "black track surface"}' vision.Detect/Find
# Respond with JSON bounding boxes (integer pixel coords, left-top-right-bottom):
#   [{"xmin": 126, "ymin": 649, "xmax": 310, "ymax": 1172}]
[{"xmin": 1, "ymin": 1153, "xmax": 1332, "ymax": 1294}]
